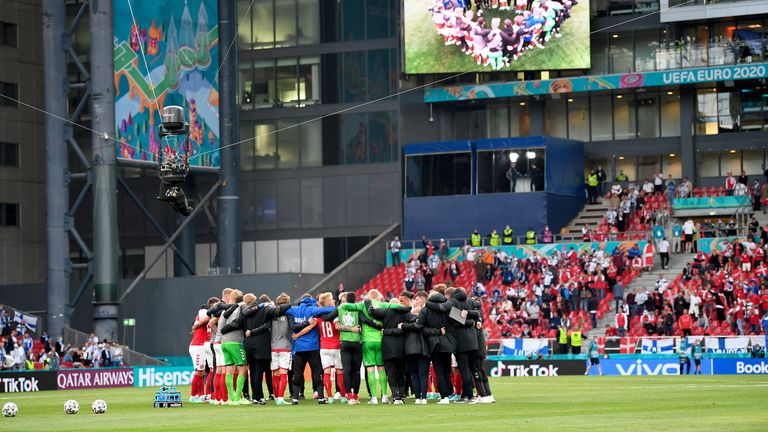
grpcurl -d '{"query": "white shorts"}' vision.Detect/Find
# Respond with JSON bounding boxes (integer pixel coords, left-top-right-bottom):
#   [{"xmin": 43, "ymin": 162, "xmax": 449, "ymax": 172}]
[
  {"xmin": 204, "ymin": 342, "xmax": 214, "ymax": 368},
  {"xmin": 320, "ymin": 349, "xmax": 342, "ymax": 369},
  {"xmin": 213, "ymin": 343, "xmax": 224, "ymax": 368},
  {"xmin": 451, "ymin": 354, "xmax": 458, "ymax": 369},
  {"xmin": 271, "ymin": 351, "xmax": 292, "ymax": 371},
  {"xmin": 189, "ymin": 345, "xmax": 205, "ymax": 371}
]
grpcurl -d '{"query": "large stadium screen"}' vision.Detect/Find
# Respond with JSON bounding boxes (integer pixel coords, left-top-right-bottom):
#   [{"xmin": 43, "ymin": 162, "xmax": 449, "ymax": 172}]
[
  {"xmin": 404, "ymin": 0, "xmax": 591, "ymax": 74},
  {"xmin": 113, "ymin": 0, "xmax": 220, "ymax": 169}
]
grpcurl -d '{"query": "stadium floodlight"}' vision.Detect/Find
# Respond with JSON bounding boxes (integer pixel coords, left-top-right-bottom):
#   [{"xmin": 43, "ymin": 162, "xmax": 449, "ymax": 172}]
[
  {"xmin": 526, "ymin": 151, "xmax": 536, "ymax": 159},
  {"xmin": 509, "ymin": 152, "xmax": 519, "ymax": 163}
]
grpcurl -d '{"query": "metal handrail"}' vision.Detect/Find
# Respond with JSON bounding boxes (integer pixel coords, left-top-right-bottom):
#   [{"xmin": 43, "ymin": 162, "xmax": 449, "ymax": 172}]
[{"xmin": 397, "ymin": 230, "xmax": 652, "ymax": 251}]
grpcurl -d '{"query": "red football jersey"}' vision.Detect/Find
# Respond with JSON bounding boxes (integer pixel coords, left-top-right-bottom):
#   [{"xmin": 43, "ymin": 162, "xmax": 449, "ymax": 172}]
[
  {"xmin": 190, "ymin": 309, "xmax": 209, "ymax": 346},
  {"xmin": 317, "ymin": 317, "xmax": 340, "ymax": 350}
]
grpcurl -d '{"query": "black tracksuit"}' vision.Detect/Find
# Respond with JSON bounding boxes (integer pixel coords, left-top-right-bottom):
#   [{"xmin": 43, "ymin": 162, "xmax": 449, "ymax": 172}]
[
  {"xmin": 420, "ymin": 293, "xmax": 457, "ymax": 398},
  {"xmin": 242, "ymin": 303, "xmax": 290, "ymax": 400},
  {"xmin": 425, "ymin": 290, "xmax": 480, "ymax": 399},
  {"xmin": 370, "ymin": 305, "xmax": 411, "ymax": 401},
  {"xmin": 470, "ymin": 299, "xmax": 491, "ymax": 398},
  {"xmin": 401, "ymin": 311, "xmax": 430, "ymax": 400}
]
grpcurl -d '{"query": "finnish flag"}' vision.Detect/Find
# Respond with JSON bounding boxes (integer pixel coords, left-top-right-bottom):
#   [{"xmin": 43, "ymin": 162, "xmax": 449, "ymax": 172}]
[
  {"xmin": 13, "ymin": 311, "xmax": 38, "ymax": 333},
  {"xmin": 640, "ymin": 338, "xmax": 674, "ymax": 354}
]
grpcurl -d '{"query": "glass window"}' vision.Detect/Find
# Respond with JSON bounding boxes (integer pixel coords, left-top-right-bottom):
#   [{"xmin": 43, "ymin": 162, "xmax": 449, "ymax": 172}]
[
  {"xmin": 709, "ymin": 21, "xmax": 735, "ymax": 66},
  {"xmin": 638, "ymin": 155, "xmax": 660, "ymax": 181},
  {"xmin": 740, "ymin": 89, "xmax": 766, "ymax": 132},
  {"xmin": 736, "ymin": 21, "xmax": 765, "ymax": 63},
  {"xmin": 511, "ymin": 103, "xmax": 531, "ymax": 137},
  {"xmin": 637, "ymin": 93, "xmax": 660, "ymax": 139},
  {"xmin": 298, "ymin": 56, "xmax": 320, "ymax": 105},
  {"xmin": 568, "ymin": 97, "xmax": 589, "ymax": 141},
  {"xmin": 300, "ymin": 120, "xmax": 322, "ymax": 167},
  {"xmin": 239, "ymin": 60, "xmax": 254, "ymax": 110},
  {"xmin": 274, "ymin": 0, "xmax": 297, "ymax": 47},
  {"xmin": 368, "ymin": 111, "xmax": 396, "ymax": 163},
  {"xmin": 721, "ymin": 151, "xmax": 740, "ymax": 176},
  {"xmin": 613, "ymin": 94, "xmax": 636, "ymax": 140},
  {"xmin": 696, "ymin": 90, "xmax": 718, "ymax": 135},
  {"xmin": 240, "ymin": 122, "xmax": 256, "ymax": 171},
  {"xmin": 0, "ymin": 142, "xmax": 19, "ymax": 167},
  {"xmin": 278, "ymin": 239, "xmax": 301, "ymax": 272},
  {"xmin": 658, "ymin": 29, "xmax": 680, "ymax": 70},
  {"xmin": 590, "ymin": 95, "xmax": 613, "ymax": 141},
  {"xmin": 609, "ymin": 32, "xmax": 633, "ymax": 73},
  {"xmin": 488, "ymin": 106, "xmax": 510, "ymax": 138},
  {"xmin": 717, "ymin": 91, "xmax": 738, "ymax": 132},
  {"xmin": 255, "ymin": 240, "xmax": 278, "ymax": 273},
  {"xmin": 661, "ymin": 91, "xmax": 680, "ymax": 137},
  {"xmin": 590, "ymin": 34, "xmax": 608, "ymax": 74},
  {"xmin": 275, "ymin": 58, "xmax": 298, "ymax": 106},
  {"xmin": 698, "ymin": 151, "xmax": 719, "ymax": 177},
  {"xmin": 0, "ymin": 22, "xmax": 18, "ymax": 48},
  {"xmin": 297, "ymin": 0, "xmax": 320, "ymax": 45},
  {"xmin": 254, "ymin": 59, "xmax": 275, "ymax": 108},
  {"xmin": 252, "ymin": 0, "xmax": 275, "ymax": 49},
  {"xmin": 615, "ymin": 157, "xmax": 636, "ymax": 181},
  {"xmin": 277, "ymin": 119, "xmax": 299, "ymax": 169},
  {"xmin": 405, "ymin": 153, "xmax": 471, "ymax": 197},
  {"xmin": 341, "ymin": 0, "xmax": 365, "ymax": 41},
  {"xmin": 255, "ymin": 122, "xmax": 278, "ymax": 169},
  {"xmin": 236, "ymin": 0, "xmax": 253, "ymax": 48},
  {"xmin": 300, "ymin": 238, "xmax": 324, "ymax": 273},
  {"xmin": 545, "ymin": 98, "xmax": 567, "ymax": 138},
  {"xmin": 682, "ymin": 25, "xmax": 708, "ymax": 68},
  {"xmin": 341, "ymin": 51, "xmax": 367, "ymax": 103},
  {"xmin": 0, "ymin": 82, "xmax": 18, "ymax": 107},
  {"xmin": 663, "ymin": 154, "xmax": 682, "ymax": 179},
  {"xmin": 477, "ymin": 149, "xmax": 546, "ymax": 194},
  {"xmin": 367, "ymin": 0, "xmax": 389, "ymax": 39},
  {"xmin": 300, "ymin": 180, "xmax": 322, "ymax": 228},
  {"xmin": 743, "ymin": 149, "xmax": 764, "ymax": 175},
  {"xmin": 0, "ymin": 203, "xmax": 18, "ymax": 226},
  {"xmin": 634, "ymin": 29, "xmax": 659, "ymax": 72},
  {"xmin": 341, "ymin": 112, "xmax": 368, "ymax": 164},
  {"xmin": 367, "ymin": 50, "xmax": 390, "ymax": 100}
]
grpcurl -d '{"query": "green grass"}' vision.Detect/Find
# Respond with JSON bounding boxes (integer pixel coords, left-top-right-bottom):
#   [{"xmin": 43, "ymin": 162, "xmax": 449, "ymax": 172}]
[
  {"xmin": 404, "ymin": 0, "xmax": 590, "ymax": 74},
  {"xmin": 2, "ymin": 376, "xmax": 767, "ymax": 431}
]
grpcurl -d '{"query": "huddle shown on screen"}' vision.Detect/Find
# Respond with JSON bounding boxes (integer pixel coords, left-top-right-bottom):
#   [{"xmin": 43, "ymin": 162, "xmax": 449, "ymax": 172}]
[{"xmin": 429, "ymin": 0, "xmax": 578, "ymax": 70}]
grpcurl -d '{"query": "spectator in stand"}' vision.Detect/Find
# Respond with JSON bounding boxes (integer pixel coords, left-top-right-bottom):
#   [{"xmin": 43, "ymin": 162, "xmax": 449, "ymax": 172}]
[
  {"xmin": 679, "ymin": 310, "xmax": 693, "ymax": 336},
  {"xmin": 12, "ymin": 344, "xmax": 24, "ymax": 370},
  {"xmin": 21, "ymin": 333, "xmax": 32, "ymax": 355},
  {"xmin": 615, "ymin": 308, "xmax": 628, "ymax": 337},
  {"xmin": 734, "ymin": 181, "xmax": 748, "ymax": 197},
  {"xmin": 612, "ymin": 280, "xmax": 624, "ymax": 314},
  {"xmin": 587, "ymin": 294, "xmax": 598, "ymax": 329},
  {"xmin": 672, "ymin": 221, "xmax": 682, "ymax": 254},
  {"xmin": 762, "ymin": 311, "xmax": 768, "ymax": 348},
  {"xmin": 661, "ymin": 307, "xmax": 675, "ymax": 336},
  {"xmin": 683, "ymin": 219, "xmax": 695, "ymax": 253},
  {"xmin": 725, "ymin": 171, "xmax": 736, "ymax": 196},
  {"xmin": 761, "ymin": 183, "xmax": 768, "ymax": 215},
  {"xmin": 640, "ymin": 179, "xmax": 653, "ymax": 195},
  {"xmin": 112, "ymin": 342, "xmax": 124, "ymax": 367},
  {"xmin": 666, "ymin": 175, "xmax": 676, "ymax": 200},
  {"xmin": 541, "ymin": 226, "xmax": 554, "ymax": 244},
  {"xmin": 437, "ymin": 239, "xmax": 449, "ymax": 264},
  {"xmin": 611, "ymin": 182, "xmax": 622, "ymax": 196},
  {"xmin": 596, "ymin": 166, "xmax": 607, "ymax": 197},
  {"xmin": 641, "ymin": 310, "xmax": 656, "ymax": 335},
  {"xmin": 658, "ymin": 236, "xmax": 670, "ymax": 270},
  {"xmin": 653, "ymin": 171, "xmax": 664, "ymax": 194},
  {"xmin": 752, "ymin": 179, "xmax": 762, "ymax": 211},
  {"xmin": 100, "ymin": 342, "xmax": 113, "ymax": 367},
  {"xmin": 738, "ymin": 170, "xmax": 748, "ymax": 186}
]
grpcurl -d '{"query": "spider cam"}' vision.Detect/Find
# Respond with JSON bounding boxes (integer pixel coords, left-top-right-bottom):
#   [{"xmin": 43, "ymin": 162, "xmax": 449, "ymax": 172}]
[{"xmin": 156, "ymin": 106, "xmax": 193, "ymax": 216}]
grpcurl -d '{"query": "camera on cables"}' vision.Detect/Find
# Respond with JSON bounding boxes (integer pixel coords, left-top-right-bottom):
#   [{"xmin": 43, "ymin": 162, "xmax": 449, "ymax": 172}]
[{"xmin": 156, "ymin": 105, "xmax": 193, "ymax": 216}]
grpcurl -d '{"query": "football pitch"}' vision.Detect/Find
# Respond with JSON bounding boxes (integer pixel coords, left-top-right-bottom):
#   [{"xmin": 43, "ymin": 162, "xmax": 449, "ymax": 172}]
[{"xmin": 2, "ymin": 376, "xmax": 766, "ymax": 431}]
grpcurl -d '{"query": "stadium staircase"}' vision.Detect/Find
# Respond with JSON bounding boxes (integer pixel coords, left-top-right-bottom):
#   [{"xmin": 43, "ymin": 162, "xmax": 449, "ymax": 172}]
[{"xmin": 559, "ymin": 200, "xmax": 608, "ymax": 242}]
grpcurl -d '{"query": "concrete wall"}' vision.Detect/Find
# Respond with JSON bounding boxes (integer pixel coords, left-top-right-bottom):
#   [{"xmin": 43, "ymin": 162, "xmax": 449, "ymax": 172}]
[{"xmin": 0, "ymin": 0, "xmax": 46, "ymax": 284}]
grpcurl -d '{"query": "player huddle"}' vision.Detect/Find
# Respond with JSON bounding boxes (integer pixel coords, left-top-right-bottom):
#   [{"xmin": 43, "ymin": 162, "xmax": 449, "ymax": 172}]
[
  {"xmin": 430, "ymin": 0, "xmax": 578, "ymax": 70},
  {"xmin": 188, "ymin": 286, "xmax": 495, "ymax": 405}
]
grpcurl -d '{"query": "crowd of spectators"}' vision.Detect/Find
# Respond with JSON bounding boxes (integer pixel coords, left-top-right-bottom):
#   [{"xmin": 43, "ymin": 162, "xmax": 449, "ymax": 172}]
[
  {"xmin": 612, "ymin": 237, "xmax": 768, "ymax": 339},
  {"xmin": 375, "ymin": 236, "xmax": 646, "ymax": 342},
  {"xmin": 0, "ymin": 307, "xmax": 126, "ymax": 371}
]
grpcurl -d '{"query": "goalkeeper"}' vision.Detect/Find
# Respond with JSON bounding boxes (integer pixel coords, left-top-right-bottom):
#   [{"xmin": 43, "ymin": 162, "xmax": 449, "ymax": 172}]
[{"xmin": 338, "ymin": 289, "xmax": 399, "ymax": 404}]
